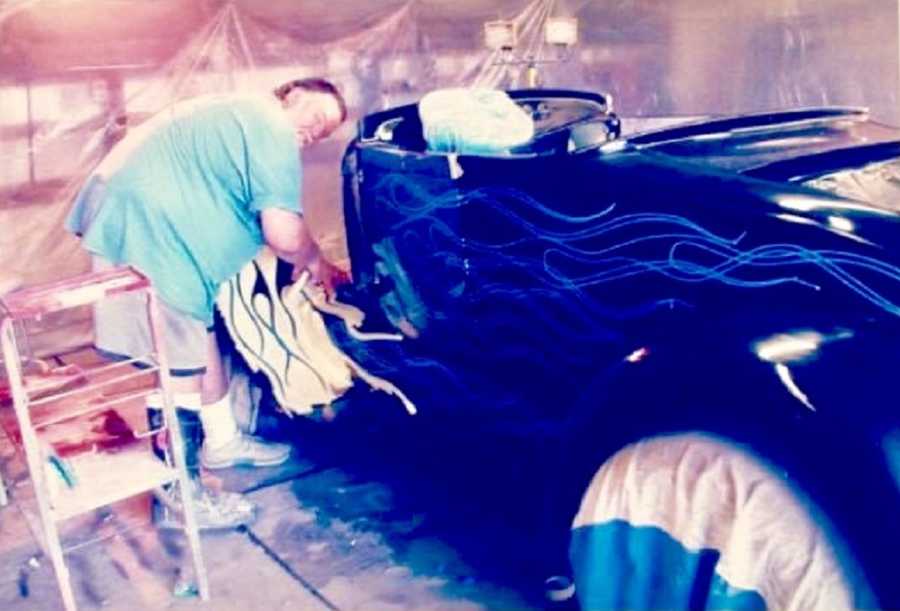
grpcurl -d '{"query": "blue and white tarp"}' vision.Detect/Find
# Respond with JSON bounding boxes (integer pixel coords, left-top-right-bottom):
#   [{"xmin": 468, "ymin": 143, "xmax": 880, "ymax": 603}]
[
  {"xmin": 570, "ymin": 433, "xmax": 871, "ymax": 610},
  {"xmin": 419, "ymin": 88, "xmax": 535, "ymax": 155}
]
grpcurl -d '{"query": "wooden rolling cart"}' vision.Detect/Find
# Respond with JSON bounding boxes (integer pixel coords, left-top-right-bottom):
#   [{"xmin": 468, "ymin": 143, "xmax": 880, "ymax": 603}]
[{"xmin": 0, "ymin": 266, "xmax": 208, "ymax": 611}]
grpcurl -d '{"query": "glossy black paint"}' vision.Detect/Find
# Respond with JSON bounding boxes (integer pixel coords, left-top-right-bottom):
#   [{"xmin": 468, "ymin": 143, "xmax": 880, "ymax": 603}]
[{"xmin": 335, "ymin": 90, "xmax": 900, "ymax": 606}]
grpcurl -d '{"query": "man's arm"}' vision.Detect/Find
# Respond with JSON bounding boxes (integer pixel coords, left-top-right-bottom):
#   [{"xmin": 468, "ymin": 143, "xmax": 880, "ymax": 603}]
[
  {"xmin": 261, "ymin": 207, "xmax": 316, "ymax": 264},
  {"xmin": 260, "ymin": 207, "xmax": 348, "ymax": 297}
]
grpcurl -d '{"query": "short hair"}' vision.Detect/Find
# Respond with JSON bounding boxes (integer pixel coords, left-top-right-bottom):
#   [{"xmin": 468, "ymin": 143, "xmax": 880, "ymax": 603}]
[{"xmin": 273, "ymin": 77, "xmax": 348, "ymax": 124}]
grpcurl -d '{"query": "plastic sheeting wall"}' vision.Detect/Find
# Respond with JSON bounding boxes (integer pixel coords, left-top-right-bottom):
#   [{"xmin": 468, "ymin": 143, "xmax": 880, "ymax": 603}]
[{"xmin": 0, "ymin": 0, "xmax": 897, "ymax": 352}]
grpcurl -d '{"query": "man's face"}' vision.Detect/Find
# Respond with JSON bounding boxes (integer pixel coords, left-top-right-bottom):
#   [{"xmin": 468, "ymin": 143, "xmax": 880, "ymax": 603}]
[{"xmin": 288, "ymin": 91, "xmax": 344, "ymax": 146}]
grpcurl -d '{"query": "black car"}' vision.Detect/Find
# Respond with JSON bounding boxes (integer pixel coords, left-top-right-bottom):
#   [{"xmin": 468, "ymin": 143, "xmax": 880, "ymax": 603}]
[{"xmin": 329, "ymin": 89, "xmax": 900, "ymax": 609}]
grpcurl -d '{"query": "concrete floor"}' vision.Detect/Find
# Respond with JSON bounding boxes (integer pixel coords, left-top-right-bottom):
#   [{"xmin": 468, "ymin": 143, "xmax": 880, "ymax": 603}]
[{"xmin": 0, "ymin": 349, "xmax": 548, "ymax": 610}]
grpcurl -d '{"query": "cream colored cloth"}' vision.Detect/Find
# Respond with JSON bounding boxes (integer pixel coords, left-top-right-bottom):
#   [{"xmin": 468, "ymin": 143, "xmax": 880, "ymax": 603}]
[{"xmin": 217, "ymin": 248, "xmax": 414, "ymax": 417}]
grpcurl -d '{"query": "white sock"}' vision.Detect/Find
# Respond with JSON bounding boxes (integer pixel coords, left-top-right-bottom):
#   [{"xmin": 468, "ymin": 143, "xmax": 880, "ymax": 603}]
[
  {"xmin": 146, "ymin": 392, "xmax": 202, "ymax": 411},
  {"xmin": 199, "ymin": 394, "xmax": 239, "ymax": 450}
]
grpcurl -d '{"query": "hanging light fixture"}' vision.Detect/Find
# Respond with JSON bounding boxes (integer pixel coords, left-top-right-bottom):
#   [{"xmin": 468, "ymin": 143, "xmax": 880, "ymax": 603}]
[
  {"xmin": 543, "ymin": 16, "xmax": 578, "ymax": 48},
  {"xmin": 484, "ymin": 14, "xmax": 579, "ymax": 89},
  {"xmin": 484, "ymin": 20, "xmax": 518, "ymax": 52}
]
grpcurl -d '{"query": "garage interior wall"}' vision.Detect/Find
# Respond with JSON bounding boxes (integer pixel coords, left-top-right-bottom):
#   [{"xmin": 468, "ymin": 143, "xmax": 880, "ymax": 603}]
[{"xmin": 1, "ymin": 0, "xmax": 897, "ymax": 354}]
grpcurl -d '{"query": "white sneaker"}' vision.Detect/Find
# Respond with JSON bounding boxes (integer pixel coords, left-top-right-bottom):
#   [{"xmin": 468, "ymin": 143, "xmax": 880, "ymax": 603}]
[
  {"xmin": 201, "ymin": 433, "xmax": 291, "ymax": 470},
  {"xmin": 152, "ymin": 484, "xmax": 256, "ymax": 531}
]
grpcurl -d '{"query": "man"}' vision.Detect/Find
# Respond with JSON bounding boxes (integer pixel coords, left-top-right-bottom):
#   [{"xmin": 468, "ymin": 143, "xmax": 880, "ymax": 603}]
[{"xmin": 66, "ymin": 78, "xmax": 348, "ymax": 529}]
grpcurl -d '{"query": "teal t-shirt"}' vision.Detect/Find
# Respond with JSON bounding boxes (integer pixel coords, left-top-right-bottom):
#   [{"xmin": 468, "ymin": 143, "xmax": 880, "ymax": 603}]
[{"xmin": 66, "ymin": 94, "xmax": 301, "ymax": 324}]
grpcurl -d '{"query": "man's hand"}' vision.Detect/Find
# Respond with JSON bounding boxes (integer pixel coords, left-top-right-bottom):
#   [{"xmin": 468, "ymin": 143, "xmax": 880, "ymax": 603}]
[{"xmin": 297, "ymin": 253, "xmax": 350, "ymax": 300}]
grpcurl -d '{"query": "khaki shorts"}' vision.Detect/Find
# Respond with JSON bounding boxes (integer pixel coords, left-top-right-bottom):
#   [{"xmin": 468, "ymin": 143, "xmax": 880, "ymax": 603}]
[{"xmin": 91, "ymin": 256, "xmax": 209, "ymax": 376}]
